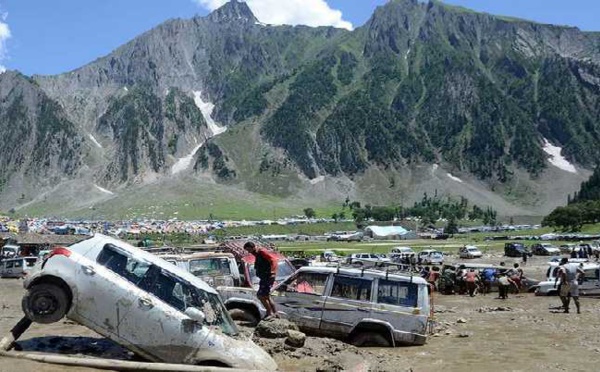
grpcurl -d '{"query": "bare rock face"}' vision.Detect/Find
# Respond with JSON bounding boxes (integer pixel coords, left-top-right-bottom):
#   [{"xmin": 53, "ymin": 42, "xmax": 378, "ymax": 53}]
[{"xmin": 255, "ymin": 318, "xmax": 300, "ymax": 339}]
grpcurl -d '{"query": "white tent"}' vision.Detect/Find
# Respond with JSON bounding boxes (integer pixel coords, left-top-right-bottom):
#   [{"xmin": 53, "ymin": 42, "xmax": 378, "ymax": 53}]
[{"xmin": 364, "ymin": 225, "xmax": 417, "ymax": 240}]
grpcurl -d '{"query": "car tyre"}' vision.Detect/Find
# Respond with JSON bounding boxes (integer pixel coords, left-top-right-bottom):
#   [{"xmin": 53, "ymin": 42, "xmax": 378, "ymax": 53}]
[
  {"xmin": 350, "ymin": 332, "xmax": 391, "ymax": 347},
  {"xmin": 22, "ymin": 283, "xmax": 69, "ymax": 324},
  {"xmin": 229, "ymin": 308, "xmax": 259, "ymax": 326}
]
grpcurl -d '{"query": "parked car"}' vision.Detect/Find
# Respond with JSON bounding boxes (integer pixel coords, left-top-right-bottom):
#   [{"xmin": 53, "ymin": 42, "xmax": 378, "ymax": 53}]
[
  {"xmin": 418, "ymin": 249, "xmax": 444, "ymax": 265},
  {"xmin": 559, "ymin": 244, "xmax": 577, "ymax": 254},
  {"xmin": 0, "ymin": 244, "xmax": 20, "ymax": 260},
  {"xmin": 159, "ymin": 251, "xmax": 241, "ymax": 288},
  {"xmin": 0, "ymin": 256, "xmax": 37, "ymax": 278},
  {"xmin": 504, "ymin": 242, "xmax": 531, "ymax": 257},
  {"xmin": 224, "ymin": 266, "xmax": 431, "ymax": 347},
  {"xmin": 534, "ymin": 262, "xmax": 600, "ymax": 296},
  {"xmin": 531, "ymin": 243, "xmax": 561, "ymax": 256},
  {"xmin": 390, "ymin": 246, "xmax": 415, "ymax": 256},
  {"xmin": 346, "ymin": 253, "xmax": 391, "ymax": 267},
  {"xmin": 458, "ymin": 245, "xmax": 483, "ymax": 259},
  {"xmin": 22, "ymin": 234, "xmax": 277, "ymax": 370}
]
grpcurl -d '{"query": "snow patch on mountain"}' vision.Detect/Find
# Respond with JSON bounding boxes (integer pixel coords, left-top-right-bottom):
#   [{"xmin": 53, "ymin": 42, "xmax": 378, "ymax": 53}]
[
  {"xmin": 447, "ymin": 173, "xmax": 463, "ymax": 183},
  {"xmin": 95, "ymin": 185, "xmax": 114, "ymax": 195},
  {"xmin": 193, "ymin": 91, "xmax": 227, "ymax": 137},
  {"xmin": 542, "ymin": 138, "xmax": 577, "ymax": 174},
  {"xmin": 171, "ymin": 142, "xmax": 204, "ymax": 175},
  {"xmin": 89, "ymin": 134, "xmax": 102, "ymax": 148}
]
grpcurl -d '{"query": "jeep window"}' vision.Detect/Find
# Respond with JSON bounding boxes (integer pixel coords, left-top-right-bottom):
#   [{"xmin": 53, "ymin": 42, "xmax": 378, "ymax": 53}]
[
  {"xmin": 140, "ymin": 268, "xmax": 238, "ymax": 336},
  {"xmin": 189, "ymin": 258, "xmax": 232, "ymax": 277},
  {"xmin": 97, "ymin": 244, "xmax": 151, "ymax": 285},
  {"xmin": 249, "ymin": 259, "xmax": 295, "ymax": 285},
  {"xmin": 5, "ymin": 260, "xmax": 13, "ymax": 269},
  {"xmin": 13, "ymin": 259, "xmax": 23, "ymax": 268},
  {"xmin": 331, "ymin": 275, "xmax": 372, "ymax": 301},
  {"xmin": 282, "ymin": 272, "xmax": 328, "ymax": 295},
  {"xmin": 377, "ymin": 279, "xmax": 418, "ymax": 307}
]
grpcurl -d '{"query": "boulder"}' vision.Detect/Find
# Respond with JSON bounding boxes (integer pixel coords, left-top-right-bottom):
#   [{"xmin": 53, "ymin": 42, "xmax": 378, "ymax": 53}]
[
  {"xmin": 255, "ymin": 318, "xmax": 299, "ymax": 339},
  {"xmin": 285, "ymin": 329, "xmax": 306, "ymax": 348}
]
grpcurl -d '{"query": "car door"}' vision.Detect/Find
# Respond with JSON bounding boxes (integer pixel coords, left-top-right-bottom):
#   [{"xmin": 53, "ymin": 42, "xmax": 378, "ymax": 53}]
[
  {"xmin": 74, "ymin": 243, "xmax": 150, "ymax": 339},
  {"xmin": 116, "ymin": 266, "xmax": 199, "ymax": 362},
  {"xmin": 272, "ymin": 271, "xmax": 330, "ymax": 332},
  {"xmin": 320, "ymin": 274, "xmax": 374, "ymax": 338}
]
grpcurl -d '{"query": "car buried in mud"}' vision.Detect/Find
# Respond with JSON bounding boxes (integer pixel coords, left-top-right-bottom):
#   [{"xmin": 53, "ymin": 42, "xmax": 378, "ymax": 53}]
[
  {"xmin": 21, "ymin": 233, "xmax": 277, "ymax": 370},
  {"xmin": 220, "ymin": 266, "xmax": 431, "ymax": 347}
]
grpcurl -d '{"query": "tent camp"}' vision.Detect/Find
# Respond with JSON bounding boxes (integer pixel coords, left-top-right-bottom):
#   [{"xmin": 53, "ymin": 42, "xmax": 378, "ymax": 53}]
[{"xmin": 364, "ymin": 225, "xmax": 417, "ymax": 240}]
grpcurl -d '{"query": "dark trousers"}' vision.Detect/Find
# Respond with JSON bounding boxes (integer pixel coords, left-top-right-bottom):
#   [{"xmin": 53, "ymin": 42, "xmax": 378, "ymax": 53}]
[
  {"xmin": 467, "ymin": 281, "xmax": 477, "ymax": 297},
  {"xmin": 499, "ymin": 284, "xmax": 509, "ymax": 299}
]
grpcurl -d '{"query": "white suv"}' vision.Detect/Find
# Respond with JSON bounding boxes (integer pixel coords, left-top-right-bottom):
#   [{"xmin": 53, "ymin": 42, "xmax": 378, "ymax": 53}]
[
  {"xmin": 22, "ymin": 234, "xmax": 276, "ymax": 370},
  {"xmin": 222, "ymin": 266, "xmax": 431, "ymax": 346}
]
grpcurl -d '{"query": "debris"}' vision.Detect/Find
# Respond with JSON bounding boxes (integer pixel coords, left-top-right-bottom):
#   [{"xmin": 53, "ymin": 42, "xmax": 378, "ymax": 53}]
[
  {"xmin": 255, "ymin": 318, "xmax": 299, "ymax": 339},
  {"xmin": 285, "ymin": 330, "xmax": 306, "ymax": 348},
  {"xmin": 456, "ymin": 318, "xmax": 468, "ymax": 324}
]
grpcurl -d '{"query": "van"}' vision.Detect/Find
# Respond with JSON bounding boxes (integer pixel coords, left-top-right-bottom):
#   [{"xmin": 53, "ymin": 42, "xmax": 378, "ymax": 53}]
[
  {"xmin": 1, "ymin": 244, "xmax": 20, "ymax": 259},
  {"xmin": 0, "ymin": 256, "xmax": 37, "ymax": 278}
]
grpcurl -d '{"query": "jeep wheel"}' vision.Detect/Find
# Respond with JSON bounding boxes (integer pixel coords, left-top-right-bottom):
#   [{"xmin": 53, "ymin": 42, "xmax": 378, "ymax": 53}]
[
  {"xmin": 350, "ymin": 332, "xmax": 391, "ymax": 347},
  {"xmin": 229, "ymin": 308, "xmax": 259, "ymax": 326},
  {"xmin": 22, "ymin": 283, "xmax": 69, "ymax": 324}
]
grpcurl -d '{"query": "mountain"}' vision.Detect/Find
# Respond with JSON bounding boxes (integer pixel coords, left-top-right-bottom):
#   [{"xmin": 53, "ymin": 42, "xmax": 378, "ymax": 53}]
[{"xmin": 1, "ymin": 0, "xmax": 600, "ymax": 219}]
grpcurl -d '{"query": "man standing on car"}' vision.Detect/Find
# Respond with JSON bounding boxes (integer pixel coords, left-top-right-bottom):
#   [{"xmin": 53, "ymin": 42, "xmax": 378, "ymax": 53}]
[{"xmin": 243, "ymin": 241, "xmax": 279, "ymax": 319}]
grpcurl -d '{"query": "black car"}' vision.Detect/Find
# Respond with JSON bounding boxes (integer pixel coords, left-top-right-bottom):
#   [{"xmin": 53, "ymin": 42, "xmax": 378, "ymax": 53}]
[{"xmin": 504, "ymin": 242, "xmax": 531, "ymax": 257}]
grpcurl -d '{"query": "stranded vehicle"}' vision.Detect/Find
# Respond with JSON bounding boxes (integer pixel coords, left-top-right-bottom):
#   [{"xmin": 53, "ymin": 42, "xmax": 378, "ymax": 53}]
[
  {"xmin": 223, "ymin": 266, "xmax": 431, "ymax": 347},
  {"xmin": 21, "ymin": 234, "xmax": 277, "ymax": 370},
  {"xmin": 159, "ymin": 251, "xmax": 241, "ymax": 288},
  {"xmin": 0, "ymin": 256, "xmax": 37, "ymax": 278},
  {"xmin": 216, "ymin": 240, "xmax": 296, "ymax": 324},
  {"xmin": 534, "ymin": 262, "xmax": 600, "ymax": 296}
]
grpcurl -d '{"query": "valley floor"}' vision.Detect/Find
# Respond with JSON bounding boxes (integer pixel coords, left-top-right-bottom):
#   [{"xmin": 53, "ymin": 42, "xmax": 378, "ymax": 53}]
[{"xmin": 1, "ymin": 255, "xmax": 598, "ymax": 371}]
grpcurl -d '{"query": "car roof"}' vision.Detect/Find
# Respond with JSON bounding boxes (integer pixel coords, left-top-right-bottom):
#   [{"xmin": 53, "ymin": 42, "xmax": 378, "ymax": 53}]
[
  {"xmin": 71, "ymin": 234, "xmax": 218, "ymax": 295},
  {"xmin": 445, "ymin": 262, "xmax": 504, "ymax": 270},
  {"xmin": 159, "ymin": 252, "xmax": 235, "ymax": 260},
  {"xmin": 294, "ymin": 266, "xmax": 428, "ymax": 284}
]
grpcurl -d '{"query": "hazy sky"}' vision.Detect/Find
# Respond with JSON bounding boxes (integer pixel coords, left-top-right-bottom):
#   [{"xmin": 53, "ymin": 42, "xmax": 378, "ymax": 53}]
[{"xmin": 0, "ymin": 0, "xmax": 597, "ymax": 76}]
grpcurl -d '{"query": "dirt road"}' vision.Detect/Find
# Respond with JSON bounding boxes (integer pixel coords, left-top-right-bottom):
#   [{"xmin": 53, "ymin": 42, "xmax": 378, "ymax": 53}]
[{"xmin": 1, "ymin": 256, "xmax": 599, "ymax": 371}]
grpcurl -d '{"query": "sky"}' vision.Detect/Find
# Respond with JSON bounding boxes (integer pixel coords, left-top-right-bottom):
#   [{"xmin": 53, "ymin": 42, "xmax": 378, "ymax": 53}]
[{"xmin": 0, "ymin": 0, "xmax": 598, "ymax": 76}]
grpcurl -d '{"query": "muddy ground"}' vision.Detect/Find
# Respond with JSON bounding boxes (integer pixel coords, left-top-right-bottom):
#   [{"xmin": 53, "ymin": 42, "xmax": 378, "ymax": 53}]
[{"xmin": 1, "ymin": 255, "xmax": 599, "ymax": 372}]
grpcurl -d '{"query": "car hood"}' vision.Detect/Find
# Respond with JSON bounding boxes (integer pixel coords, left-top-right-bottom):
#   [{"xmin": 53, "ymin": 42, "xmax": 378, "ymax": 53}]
[{"xmin": 194, "ymin": 333, "xmax": 277, "ymax": 370}]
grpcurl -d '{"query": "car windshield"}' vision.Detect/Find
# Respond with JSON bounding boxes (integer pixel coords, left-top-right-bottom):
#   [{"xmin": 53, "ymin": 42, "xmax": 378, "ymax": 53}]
[
  {"xmin": 188, "ymin": 258, "xmax": 232, "ymax": 277},
  {"xmin": 148, "ymin": 269, "xmax": 238, "ymax": 336},
  {"xmin": 249, "ymin": 259, "xmax": 295, "ymax": 285}
]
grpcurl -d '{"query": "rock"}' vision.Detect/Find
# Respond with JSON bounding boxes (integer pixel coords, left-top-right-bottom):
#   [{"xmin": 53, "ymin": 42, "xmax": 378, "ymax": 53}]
[
  {"xmin": 285, "ymin": 329, "xmax": 306, "ymax": 348},
  {"xmin": 255, "ymin": 318, "xmax": 299, "ymax": 339},
  {"xmin": 456, "ymin": 318, "xmax": 467, "ymax": 324},
  {"xmin": 457, "ymin": 332, "xmax": 472, "ymax": 338}
]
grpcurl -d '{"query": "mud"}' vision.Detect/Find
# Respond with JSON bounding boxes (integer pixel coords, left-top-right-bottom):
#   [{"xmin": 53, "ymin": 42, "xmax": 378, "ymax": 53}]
[{"xmin": 1, "ymin": 255, "xmax": 599, "ymax": 371}]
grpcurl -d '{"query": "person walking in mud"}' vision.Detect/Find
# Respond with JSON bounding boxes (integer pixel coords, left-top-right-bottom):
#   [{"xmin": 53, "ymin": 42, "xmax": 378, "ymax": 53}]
[
  {"xmin": 497, "ymin": 272, "xmax": 515, "ymax": 299},
  {"xmin": 555, "ymin": 258, "xmax": 584, "ymax": 314},
  {"xmin": 243, "ymin": 241, "xmax": 279, "ymax": 319}
]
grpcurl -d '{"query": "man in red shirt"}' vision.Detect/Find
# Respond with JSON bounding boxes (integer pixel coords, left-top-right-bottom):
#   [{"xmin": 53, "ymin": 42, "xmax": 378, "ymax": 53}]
[{"xmin": 244, "ymin": 241, "xmax": 279, "ymax": 319}]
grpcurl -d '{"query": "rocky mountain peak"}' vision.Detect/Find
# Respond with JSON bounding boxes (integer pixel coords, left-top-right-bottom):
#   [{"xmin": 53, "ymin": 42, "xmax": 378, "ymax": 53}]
[{"xmin": 207, "ymin": 0, "xmax": 258, "ymax": 24}]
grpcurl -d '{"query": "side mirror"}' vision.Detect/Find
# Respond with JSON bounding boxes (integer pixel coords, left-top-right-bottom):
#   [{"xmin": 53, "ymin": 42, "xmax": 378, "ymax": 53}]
[{"xmin": 184, "ymin": 307, "xmax": 205, "ymax": 324}]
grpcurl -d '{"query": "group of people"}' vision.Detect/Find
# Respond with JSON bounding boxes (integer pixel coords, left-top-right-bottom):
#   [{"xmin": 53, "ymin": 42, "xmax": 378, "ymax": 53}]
[{"xmin": 437, "ymin": 263, "xmax": 527, "ymax": 298}]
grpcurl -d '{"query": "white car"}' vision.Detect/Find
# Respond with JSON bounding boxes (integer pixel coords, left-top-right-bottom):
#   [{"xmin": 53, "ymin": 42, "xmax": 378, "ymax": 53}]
[
  {"xmin": 418, "ymin": 249, "xmax": 444, "ymax": 265},
  {"xmin": 458, "ymin": 245, "xmax": 483, "ymax": 259},
  {"xmin": 346, "ymin": 253, "xmax": 390, "ymax": 267},
  {"xmin": 22, "ymin": 234, "xmax": 276, "ymax": 370},
  {"xmin": 534, "ymin": 262, "xmax": 600, "ymax": 296}
]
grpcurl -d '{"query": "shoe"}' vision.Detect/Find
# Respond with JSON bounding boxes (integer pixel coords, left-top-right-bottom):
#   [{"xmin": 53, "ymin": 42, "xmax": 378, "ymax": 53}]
[{"xmin": 563, "ymin": 309, "xmax": 569, "ymax": 313}]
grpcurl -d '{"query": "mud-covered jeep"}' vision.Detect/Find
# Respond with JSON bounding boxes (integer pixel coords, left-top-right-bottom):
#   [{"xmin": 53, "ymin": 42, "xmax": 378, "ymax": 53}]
[{"xmin": 222, "ymin": 266, "xmax": 431, "ymax": 347}]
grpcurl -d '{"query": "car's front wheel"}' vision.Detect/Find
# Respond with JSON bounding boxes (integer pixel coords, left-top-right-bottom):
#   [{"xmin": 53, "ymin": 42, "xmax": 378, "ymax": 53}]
[{"xmin": 22, "ymin": 283, "xmax": 69, "ymax": 324}]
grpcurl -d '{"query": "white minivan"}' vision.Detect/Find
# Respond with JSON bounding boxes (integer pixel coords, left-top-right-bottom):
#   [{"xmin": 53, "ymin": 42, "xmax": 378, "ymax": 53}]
[{"xmin": 0, "ymin": 257, "xmax": 37, "ymax": 278}]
